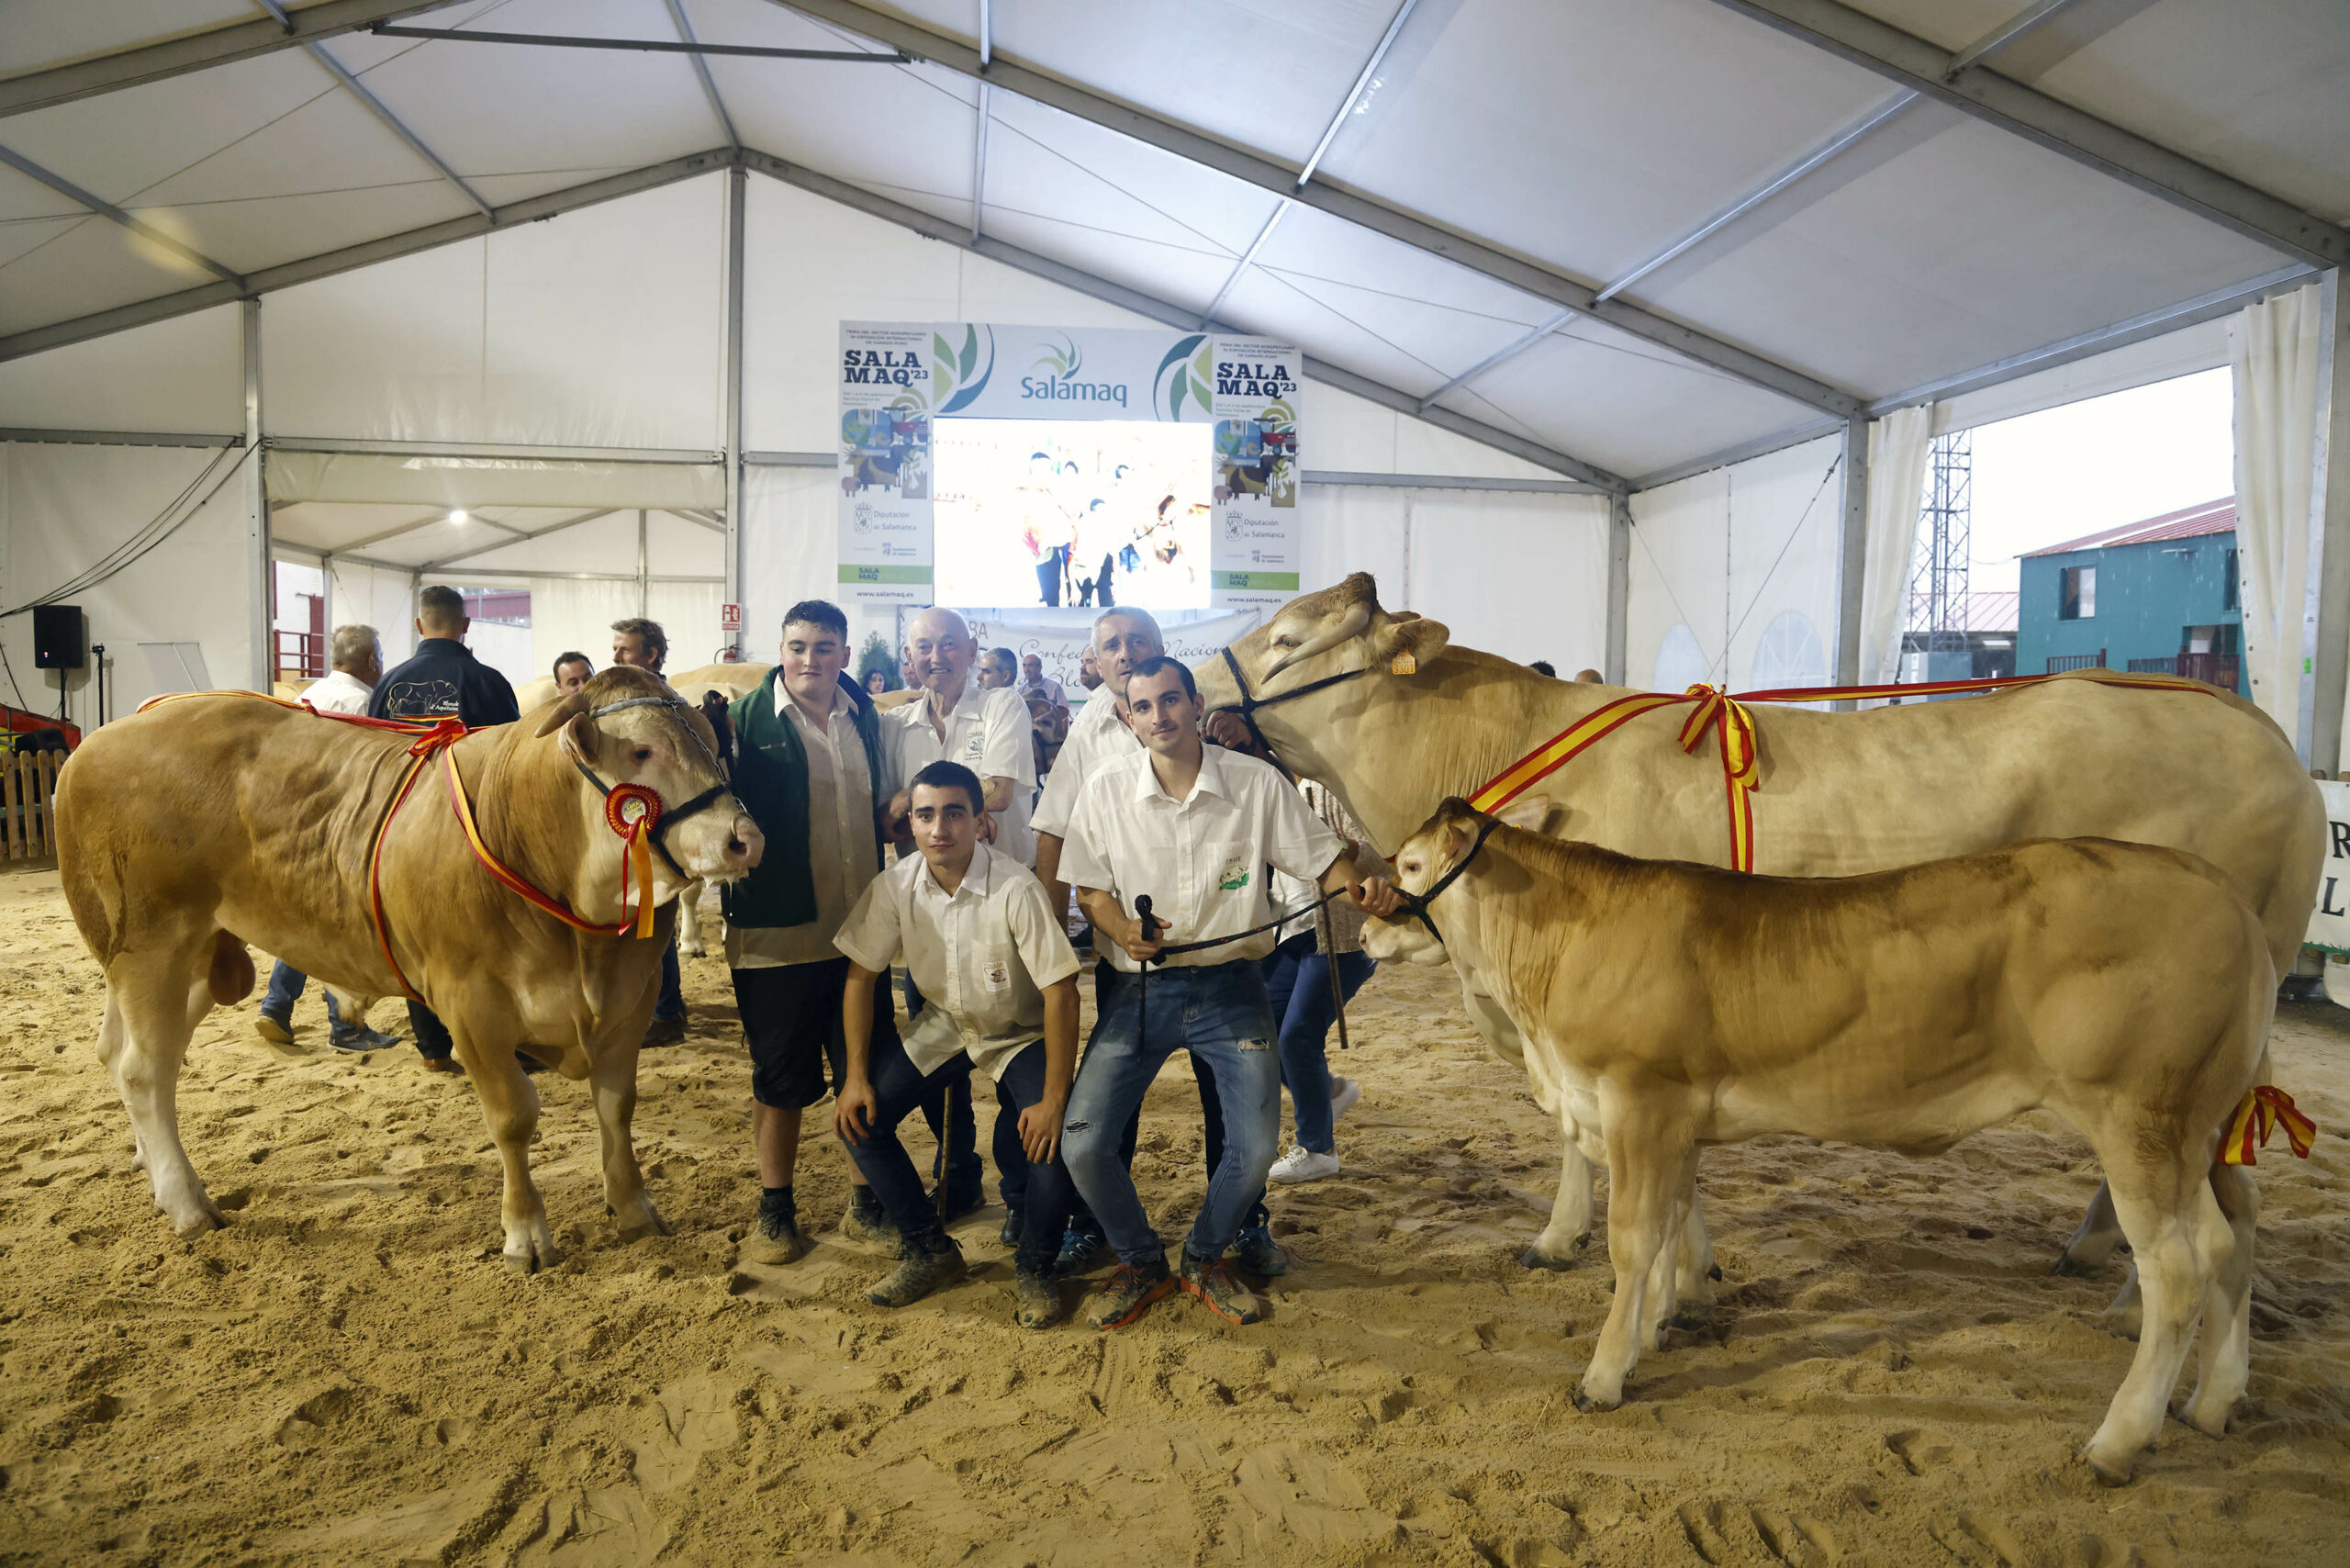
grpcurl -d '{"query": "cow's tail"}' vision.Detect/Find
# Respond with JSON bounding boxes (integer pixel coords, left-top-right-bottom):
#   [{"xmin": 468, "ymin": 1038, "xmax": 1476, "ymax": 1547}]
[{"xmin": 207, "ymin": 930, "xmax": 255, "ymax": 1006}]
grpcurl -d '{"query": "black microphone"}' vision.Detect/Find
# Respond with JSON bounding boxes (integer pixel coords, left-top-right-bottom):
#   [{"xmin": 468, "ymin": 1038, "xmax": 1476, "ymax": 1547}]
[{"xmin": 1133, "ymin": 894, "xmax": 1158, "ymax": 965}]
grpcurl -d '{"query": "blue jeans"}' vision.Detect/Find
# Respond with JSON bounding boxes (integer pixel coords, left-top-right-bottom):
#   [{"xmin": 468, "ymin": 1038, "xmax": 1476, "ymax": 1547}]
[
  {"xmin": 1259, "ymin": 934, "xmax": 1376, "ymax": 1153},
  {"xmin": 263, "ymin": 961, "xmax": 342, "ymax": 1031},
  {"xmin": 654, "ymin": 937, "xmax": 682, "ymax": 1021},
  {"xmin": 1060, "ymin": 959, "xmax": 1280, "ymax": 1269}
]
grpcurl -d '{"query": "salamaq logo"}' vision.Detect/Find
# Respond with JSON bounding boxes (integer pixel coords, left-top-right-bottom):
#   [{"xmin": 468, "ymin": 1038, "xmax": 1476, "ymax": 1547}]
[
  {"xmin": 1022, "ymin": 333, "xmax": 1128, "ymax": 408},
  {"xmin": 1019, "ymin": 375, "xmax": 1128, "ymax": 408},
  {"xmin": 1216, "ymin": 358, "xmax": 1297, "ymax": 398},
  {"xmin": 842, "ymin": 348, "xmax": 928, "ymax": 386}
]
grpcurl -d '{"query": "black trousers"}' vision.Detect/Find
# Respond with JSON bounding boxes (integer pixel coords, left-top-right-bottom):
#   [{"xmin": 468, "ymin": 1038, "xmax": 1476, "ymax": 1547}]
[
  {"xmin": 408, "ymin": 1002, "xmax": 453, "ymax": 1061},
  {"xmin": 846, "ymin": 1033, "xmax": 1066, "ymax": 1267}
]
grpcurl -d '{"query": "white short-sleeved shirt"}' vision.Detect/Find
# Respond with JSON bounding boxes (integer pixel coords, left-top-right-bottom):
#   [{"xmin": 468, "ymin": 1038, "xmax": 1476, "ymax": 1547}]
[
  {"xmin": 306, "ymin": 668, "xmax": 375, "ymax": 717},
  {"xmin": 1019, "ymin": 674, "xmax": 1068, "ymax": 711},
  {"xmin": 834, "ymin": 842, "xmax": 1080, "ymax": 1081},
  {"xmin": 1058, "ymin": 744, "xmax": 1344, "ymax": 972},
  {"xmin": 1032, "ymin": 683, "xmax": 1139, "ymax": 840},
  {"xmin": 884, "ymin": 682, "xmax": 1037, "ymax": 865}
]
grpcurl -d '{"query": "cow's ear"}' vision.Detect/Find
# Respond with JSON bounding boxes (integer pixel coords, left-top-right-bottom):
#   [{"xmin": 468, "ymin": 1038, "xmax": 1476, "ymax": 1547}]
[
  {"xmin": 1493, "ymin": 793, "xmax": 1554, "ymax": 834},
  {"xmin": 1373, "ymin": 612, "xmax": 1449, "ymax": 673},
  {"xmin": 554, "ymin": 711, "xmax": 599, "ymax": 767},
  {"xmin": 532, "ymin": 690, "xmax": 590, "ymax": 738}
]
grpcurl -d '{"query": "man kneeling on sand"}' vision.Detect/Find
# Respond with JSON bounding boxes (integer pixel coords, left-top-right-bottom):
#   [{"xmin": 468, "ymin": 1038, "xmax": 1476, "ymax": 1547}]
[{"xmin": 834, "ymin": 761, "xmax": 1086, "ymax": 1322}]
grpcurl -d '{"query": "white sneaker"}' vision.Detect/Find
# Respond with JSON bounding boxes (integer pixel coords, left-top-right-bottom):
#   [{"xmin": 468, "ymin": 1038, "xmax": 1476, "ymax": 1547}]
[
  {"xmin": 1268, "ymin": 1145, "xmax": 1342, "ymax": 1184},
  {"xmin": 1329, "ymin": 1076, "xmax": 1362, "ymax": 1124}
]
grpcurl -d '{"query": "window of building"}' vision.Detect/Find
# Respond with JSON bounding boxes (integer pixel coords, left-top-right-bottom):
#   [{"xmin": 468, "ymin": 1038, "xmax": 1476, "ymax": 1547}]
[
  {"xmin": 2060, "ymin": 565, "xmax": 2096, "ymax": 620},
  {"xmin": 2224, "ymin": 547, "xmax": 2238, "ymax": 610}
]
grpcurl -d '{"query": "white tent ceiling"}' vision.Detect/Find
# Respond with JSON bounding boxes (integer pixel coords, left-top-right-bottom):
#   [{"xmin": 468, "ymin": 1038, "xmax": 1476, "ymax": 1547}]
[{"xmin": 0, "ymin": 0, "xmax": 2344, "ymax": 494}]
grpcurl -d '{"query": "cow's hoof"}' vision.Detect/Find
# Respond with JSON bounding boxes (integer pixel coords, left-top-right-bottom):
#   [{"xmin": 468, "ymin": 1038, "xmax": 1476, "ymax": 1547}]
[
  {"xmin": 2080, "ymin": 1450, "xmax": 2136, "ymax": 1487},
  {"xmin": 503, "ymin": 1247, "xmax": 559, "ymax": 1276},
  {"xmin": 2052, "ymin": 1254, "xmax": 2104, "ymax": 1278},
  {"xmin": 172, "ymin": 1203, "xmax": 227, "ymax": 1239},
  {"xmin": 2177, "ymin": 1402, "xmax": 2232, "ymax": 1439},
  {"xmin": 1520, "ymin": 1237, "xmax": 1587, "ymax": 1271},
  {"xmin": 1572, "ymin": 1385, "xmax": 1621, "ymax": 1415},
  {"xmin": 1668, "ymin": 1306, "xmax": 1716, "ymax": 1332},
  {"xmin": 614, "ymin": 1205, "xmax": 672, "ymax": 1243}
]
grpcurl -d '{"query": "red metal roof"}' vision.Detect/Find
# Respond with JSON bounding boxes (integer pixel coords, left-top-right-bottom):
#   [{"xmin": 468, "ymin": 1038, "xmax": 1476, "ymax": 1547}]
[
  {"xmin": 2023, "ymin": 497, "xmax": 2235, "ymax": 557},
  {"xmin": 1906, "ymin": 589, "xmax": 2018, "ymax": 633}
]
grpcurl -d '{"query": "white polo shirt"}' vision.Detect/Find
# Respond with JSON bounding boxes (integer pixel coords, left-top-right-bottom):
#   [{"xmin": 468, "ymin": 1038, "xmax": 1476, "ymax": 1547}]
[
  {"xmin": 1032, "ymin": 682, "xmax": 1139, "ymax": 840},
  {"xmin": 1058, "ymin": 743, "xmax": 1343, "ymax": 972},
  {"xmin": 306, "ymin": 667, "xmax": 375, "ymax": 717},
  {"xmin": 883, "ymin": 681, "xmax": 1037, "ymax": 865},
  {"xmin": 834, "ymin": 841, "xmax": 1080, "ymax": 1081}
]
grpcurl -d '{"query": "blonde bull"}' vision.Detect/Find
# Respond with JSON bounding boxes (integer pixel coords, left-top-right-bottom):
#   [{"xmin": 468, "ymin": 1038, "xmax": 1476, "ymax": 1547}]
[{"xmin": 1366, "ymin": 797, "xmax": 2274, "ymax": 1484}]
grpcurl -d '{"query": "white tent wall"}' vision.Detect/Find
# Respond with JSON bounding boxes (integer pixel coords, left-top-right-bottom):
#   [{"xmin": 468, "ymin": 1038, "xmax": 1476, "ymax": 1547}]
[
  {"xmin": 260, "ymin": 175, "xmax": 726, "ymax": 451},
  {"xmin": 1628, "ymin": 435, "xmax": 1846, "ymax": 694},
  {"xmin": 520, "ymin": 577, "xmax": 639, "ymax": 691},
  {"xmin": 1, "ymin": 442, "xmax": 255, "ymax": 727},
  {"xmin": 2232, "ymin": 281, "xmax": 2324, "ymax": 745},
  {"xmin": 0, "ymin": 306, "xmax": 243, "ymax": 434},
  {"xmin": 325, "ymin": 558, "xmax": 416, "ymax": 669}
]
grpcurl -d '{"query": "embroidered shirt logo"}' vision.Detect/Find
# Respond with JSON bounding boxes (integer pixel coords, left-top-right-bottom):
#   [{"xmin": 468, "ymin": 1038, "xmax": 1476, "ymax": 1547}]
[{"xmin": 1217, "ymin": 860, "xmax": 1250, "ymax": 892}]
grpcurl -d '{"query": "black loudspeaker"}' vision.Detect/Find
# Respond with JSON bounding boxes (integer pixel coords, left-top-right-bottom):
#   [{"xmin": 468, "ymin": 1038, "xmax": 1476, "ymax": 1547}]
[{"xmin": 33, "ymin": 604, "xmax": 84, "ymax": 670}]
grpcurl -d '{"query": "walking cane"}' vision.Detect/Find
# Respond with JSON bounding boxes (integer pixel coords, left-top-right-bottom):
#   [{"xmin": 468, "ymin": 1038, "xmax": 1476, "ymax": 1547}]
[{"xmin": 934, "ymin": 1074, "xmax": 968, "ymax": 1228}]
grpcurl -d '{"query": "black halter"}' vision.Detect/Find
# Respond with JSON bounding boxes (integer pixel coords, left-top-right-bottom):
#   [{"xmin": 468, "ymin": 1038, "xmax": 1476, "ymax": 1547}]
[
  {"xmin": 1215, "ymin": 644, "xmax": 1378, "ymax": 776},
  {"xmin": 1391, "ymin": 816, "xmax": 1502, "ymax": 946},
  {"xmin": 567, "ymin": 693, "xmax": 735, "ymax": 880}
]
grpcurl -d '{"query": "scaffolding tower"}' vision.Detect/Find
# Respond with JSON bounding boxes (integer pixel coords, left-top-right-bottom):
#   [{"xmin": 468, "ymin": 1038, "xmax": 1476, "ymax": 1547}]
[{"xmin": 1909, "ymin": 430, "xmax": 1974, "ymax": 659}]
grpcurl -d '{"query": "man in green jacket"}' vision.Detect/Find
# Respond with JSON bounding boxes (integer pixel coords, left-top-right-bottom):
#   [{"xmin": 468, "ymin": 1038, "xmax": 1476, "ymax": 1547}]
[{"xmin": 722, "ymin": 599, "xmax": 899, "ymax": 1261}]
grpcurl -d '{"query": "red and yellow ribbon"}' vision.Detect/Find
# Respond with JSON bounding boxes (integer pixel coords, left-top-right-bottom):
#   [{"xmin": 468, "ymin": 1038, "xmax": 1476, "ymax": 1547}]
[
  {"xmin": 2221, "ymin": 1085, "xmax": 2318, "ymax": 1166},
  {"xmin": 1468, "ymin": 666, "xmax": 2228, "ymax": 874}
]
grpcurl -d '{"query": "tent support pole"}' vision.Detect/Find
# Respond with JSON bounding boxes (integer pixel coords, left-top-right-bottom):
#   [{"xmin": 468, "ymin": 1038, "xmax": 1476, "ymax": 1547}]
[
  {"xmin": 243, "ymin": 298, "xmax": 270, "ymax": 692},
  {"xmin": 1605, "ymin": 493, "xmax": 1630, "ymax": 685},
  {"xmin": 723, "ymin": 162, "xmax": 747, "ymax": 657},
  {"xmin": 639, "ymin": 510, "xmax": 651, "ymax": 618},
  {"xmin": 1830, "ymin": 414, "xmax": 1869, "ymax": 711},
  {"xmin": 2299, "ymin": 269, "xmax": 2350, "ymax": 774}
]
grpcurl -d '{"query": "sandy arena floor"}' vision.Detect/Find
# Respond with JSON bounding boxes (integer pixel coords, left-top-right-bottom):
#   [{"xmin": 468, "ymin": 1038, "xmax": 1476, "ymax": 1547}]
[{"xmin": 2, "ymin": 859, "xmax": 2346, "ymax": 1567}]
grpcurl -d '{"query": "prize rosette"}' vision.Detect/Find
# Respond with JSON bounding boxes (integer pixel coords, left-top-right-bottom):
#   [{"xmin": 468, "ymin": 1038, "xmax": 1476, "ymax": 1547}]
[{"xmin": 604, "ymin": 785, "xmax": 664, "ymax": 937}]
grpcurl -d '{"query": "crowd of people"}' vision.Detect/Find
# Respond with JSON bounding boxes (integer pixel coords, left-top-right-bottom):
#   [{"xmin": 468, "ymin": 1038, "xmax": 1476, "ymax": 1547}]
[{"xmin": 263, "ymin": 588, "xmax": 1398, "ymax": 1330}]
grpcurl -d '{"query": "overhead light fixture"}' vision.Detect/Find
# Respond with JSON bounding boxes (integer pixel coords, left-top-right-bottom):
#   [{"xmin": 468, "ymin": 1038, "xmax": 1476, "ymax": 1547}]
[{"xmin": 447, "ymin": 509, "xmax": 469, "ymax": 525}]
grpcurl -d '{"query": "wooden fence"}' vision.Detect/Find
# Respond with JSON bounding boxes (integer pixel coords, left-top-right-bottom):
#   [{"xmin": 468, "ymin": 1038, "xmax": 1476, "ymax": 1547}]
[{"xmin": 3, "ymin": 747, "xmax": 63, "ymax": 860}]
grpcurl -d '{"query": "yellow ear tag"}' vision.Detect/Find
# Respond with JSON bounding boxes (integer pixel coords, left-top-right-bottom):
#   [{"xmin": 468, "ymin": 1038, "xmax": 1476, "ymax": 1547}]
[{"xmin": 1389, "ymin": 651, "xmax": 1417, "ymax": 676}]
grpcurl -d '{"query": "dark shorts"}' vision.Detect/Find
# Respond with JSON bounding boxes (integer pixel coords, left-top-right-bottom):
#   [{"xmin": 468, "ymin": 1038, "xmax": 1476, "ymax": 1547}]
[{"xmin": 732, "ymin": 958, "xmax": 900, "ymax": 1109}]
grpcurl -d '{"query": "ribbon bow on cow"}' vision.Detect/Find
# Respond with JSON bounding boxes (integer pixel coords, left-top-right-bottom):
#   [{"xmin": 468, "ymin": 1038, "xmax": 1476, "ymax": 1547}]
[
  {"xmin": 1675, "ymin": 685, "xmax": 1760, "ymax": 872},
  {"xmin": 2221, "ymin": 1085, "xmax": 2318, "ymax": 1166}
]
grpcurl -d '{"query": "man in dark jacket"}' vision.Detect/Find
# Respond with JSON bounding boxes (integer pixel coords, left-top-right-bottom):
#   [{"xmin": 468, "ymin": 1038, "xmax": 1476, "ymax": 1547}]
[{"xmin": 370, "ymin": 584, "xmax": 521, "ymax": 1070}]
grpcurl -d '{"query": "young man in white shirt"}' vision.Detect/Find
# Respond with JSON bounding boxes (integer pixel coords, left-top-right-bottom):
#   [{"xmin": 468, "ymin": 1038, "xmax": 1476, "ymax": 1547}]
[
  {"xmin": 1057, "ymin": 655, "xmax": 1395, "ymax": 1328},
  {"xmin": 878, "ymin": 606, "xmax": 1036, "ymax": 1216},
  {"xmin": 256, "ymin": 624, "xmax": 398, "ymax": 1052},
  {"xmin": 721, "ymin": 600, "xmax": 900, "ymax": 1264},
  {"xmin": 834, "ymin": 761, "xmax": 1082, "ymax": 1319}
]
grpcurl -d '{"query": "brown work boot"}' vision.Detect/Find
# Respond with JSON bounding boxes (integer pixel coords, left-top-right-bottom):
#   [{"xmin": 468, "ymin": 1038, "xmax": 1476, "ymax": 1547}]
[
  {"xmin": 1179, "ymin": 1253, "xmax": 1267, "ymax": 1325},
  {"xmin": 1014, "ymin": 1269, "xmax": 1064, "ymax": 1329},
  {"xmin": 867, "ymin": 1238, "xmax": 965, "ymax": 1307},
  {"xmin": 745, "ymin": 1190, "xmax": 807, "ymax": 1265},
  {"xmin": 1085, "ymin": 1260, "xmax": 1175, "ymax": 1329}
]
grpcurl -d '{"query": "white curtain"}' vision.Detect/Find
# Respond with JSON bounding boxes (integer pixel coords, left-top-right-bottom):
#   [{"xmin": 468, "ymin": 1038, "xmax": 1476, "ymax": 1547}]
[
  {"xmin": 518, "ymin": 577, "xmax": 636, "ymax": 681},
  {"xmin": 2232, "ymin": 283, "xmax": 2323, "ymax": 740},
  {"xmin": 648, "ymin": 580, "xmax": 726, "ymax": 670},
  {"xmin": 1858, "ymin": 405, "xmax": 1932, "ymax": 688}
]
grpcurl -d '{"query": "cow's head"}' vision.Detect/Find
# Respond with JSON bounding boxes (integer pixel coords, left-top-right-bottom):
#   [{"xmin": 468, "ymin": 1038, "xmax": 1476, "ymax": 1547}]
[
  {"xmin": 533, "ymin": 666, "xmax": 764, "ymax": 896},
  {"xmin": 1195, "ymin": 574, "xmax": 1449, "ymax": 770},
  {"xmin": 1362, "ymin": 793, "xmax": 1550, "ymax": 966}
]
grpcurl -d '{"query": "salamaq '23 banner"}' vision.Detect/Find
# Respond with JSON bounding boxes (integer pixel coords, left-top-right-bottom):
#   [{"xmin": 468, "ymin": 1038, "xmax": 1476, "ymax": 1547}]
[
  {"xmin": 839, "ymin": 322, "xmax": 1302, "ymax": 616},
  {"xmin": 837, "ymin": 322, "xmax": 936, "ymax": 616}
]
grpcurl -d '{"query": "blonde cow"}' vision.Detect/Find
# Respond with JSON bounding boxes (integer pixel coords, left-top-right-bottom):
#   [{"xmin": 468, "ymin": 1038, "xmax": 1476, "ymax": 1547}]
[
  {"xmin": 54, "ymin": 667, "xmax": 762, "ymax": 1271},
  {"xmin": 1366, "ymin": 798, "xmax": 2274, "ymax": 1484},
  {"xmin": 1196, "ymin": 575, "xmax": 2322, "ymax": 1299}
]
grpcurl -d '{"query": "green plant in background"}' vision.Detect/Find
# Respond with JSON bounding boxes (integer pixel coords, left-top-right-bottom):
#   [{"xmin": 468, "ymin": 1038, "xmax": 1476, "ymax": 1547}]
[{"xmin": 856, "ymin": 631, "xmax": 898, "ymax": 691}]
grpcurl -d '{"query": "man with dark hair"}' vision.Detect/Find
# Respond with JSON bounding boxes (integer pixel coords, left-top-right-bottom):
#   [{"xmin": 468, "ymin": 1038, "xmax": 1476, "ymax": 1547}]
[
  {"xmin": 370, "ymin": 585, "xmax": 520, "ymax": 1071},
  {"xmin": 721, "ymin": 599, "xmax": 900, "ymax": 1261},
  {"xmin": 834, "ymin": 760, "xmax": 1081, "ymax": 1317},
  {"xmin": 975, "ymin": 647, "xmax": 1019, "ymax": 690},
  {"xmin": 1053, "ymin": 655, "xmax": 1393, "ymax": 1328},
  {"xmin": 608, "ymin": 618, "xmax": 685, "ymax": 1046},
  {"xmin": 611, "ymin": 618, "xmax": 668, "ymax": 673},
  {"xmin": 1528, "ymin": 660, "xmax": 1557, "ymax": 678},
  {"xmin": 553, "ymin": 652, "xmax": 594, "ymax": 695},
  {"xmin": 256, "ymin": 624, "xmax": 397, "ymax": 1053}
]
